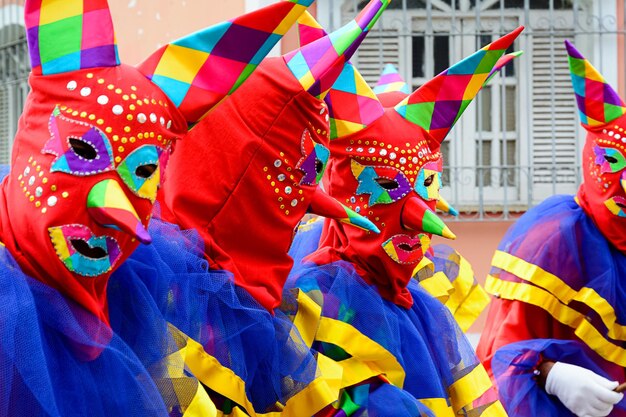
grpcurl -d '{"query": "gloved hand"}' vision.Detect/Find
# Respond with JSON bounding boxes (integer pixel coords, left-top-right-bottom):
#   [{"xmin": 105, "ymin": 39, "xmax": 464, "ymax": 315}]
[{"xmin": 544, "ymin": 361, "xmax": 624, "ymax": 417}]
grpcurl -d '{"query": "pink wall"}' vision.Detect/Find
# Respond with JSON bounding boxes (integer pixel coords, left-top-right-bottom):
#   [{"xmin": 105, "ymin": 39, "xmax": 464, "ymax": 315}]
[
  {"xmin": 432, "ymin": 221, "xmax": 514, "ymax": 333},
  {"xmin": 109, "ymin": 0, "xmax": 246, "ymax": 65}
]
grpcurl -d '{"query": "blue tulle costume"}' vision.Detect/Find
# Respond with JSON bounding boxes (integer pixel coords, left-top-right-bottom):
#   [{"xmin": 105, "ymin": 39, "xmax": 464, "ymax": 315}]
[
  {"xmin": 113, "ymin": 215, "xmax": 320, "ymax": 414},
  {"xmin": 480, "ymin": 195, "xmax": 626, "ymax": 416}
]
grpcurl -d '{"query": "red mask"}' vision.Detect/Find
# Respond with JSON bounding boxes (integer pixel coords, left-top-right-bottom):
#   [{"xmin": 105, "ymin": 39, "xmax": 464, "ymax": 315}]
[
  {"xmin": 161, "ymin": 0, "xmax": 390, "ymax": 312},
  {"xmin": 566, "ymin": 41, "xmax": 626, "ymax": 253},
  {"xmin": 307, "ymin": 26, "xmax": 523, "ymax": 308},
  {"xmin": 0, "ymin": 0, "xmax": 314, "ymax": 333}
]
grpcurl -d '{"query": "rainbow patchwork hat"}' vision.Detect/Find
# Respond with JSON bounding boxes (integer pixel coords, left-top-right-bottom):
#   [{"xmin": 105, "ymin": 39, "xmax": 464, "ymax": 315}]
[
  {"xmin": 565, "ymin": 39, "xmax": 626, "ymax": 130},
  {"xmin": 373, "ymin": 64, "xmax": 411, "ymax": 95},
  {"xmin": 284, "ymin": 0, "xmax": 390, "ymax": 99}
]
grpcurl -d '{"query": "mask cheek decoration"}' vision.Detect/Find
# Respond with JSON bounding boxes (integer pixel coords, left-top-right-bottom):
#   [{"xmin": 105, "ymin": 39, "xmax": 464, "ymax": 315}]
[
  {"xmin": 382, "ymin": 233, "xmax": 431, "ymax": 264},
  {"xmin": 594, "ymin": 144, "xmax": 626, "ymax": 174},
  {"xmin": 44, "ymin": 107, "xmax": 115, "ymax": 175},
  {"xmin": 350, "ymin": 159, "xmax": 412, "ymax": 206},
  {"xmin": 297, "ymin": 129, "xmax": 330, "ymax": 186},
  {"xmin": 49, "ymin": 225, "xmax": 122, "ymax": 277},
  {"xmin": 118, "ymin": 145, "xmax": 169, "ymax": 202},
  {"xmin": 415, "ymin": 162, "xmax": 442, "ymax": 202}
]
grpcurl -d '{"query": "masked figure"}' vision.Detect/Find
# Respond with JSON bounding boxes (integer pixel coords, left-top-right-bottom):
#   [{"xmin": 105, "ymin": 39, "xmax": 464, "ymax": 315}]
[
  {"xmin": 121, "ymin": 1, "xmax": 389, "ymax": 415},
  {"xmin": 476, "ymin": 41, "xmax": 626, "ymax": 417},
  {"xmin": 285, "ymin": 18, "xmax": 522, "ymax": 415},
  {"xmin": 0, "ymin": 0, "xmax": 315, "ymax": 415}
]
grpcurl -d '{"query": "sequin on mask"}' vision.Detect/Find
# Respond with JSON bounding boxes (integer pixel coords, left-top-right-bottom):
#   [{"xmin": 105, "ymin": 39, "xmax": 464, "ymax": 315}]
[{"xmin": 351, "ymin": 159, "xmax": 412, "ymax": 205}]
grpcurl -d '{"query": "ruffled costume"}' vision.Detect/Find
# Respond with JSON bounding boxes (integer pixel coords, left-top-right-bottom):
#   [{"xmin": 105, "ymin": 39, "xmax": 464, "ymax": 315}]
[
  {"xmin": 0, "ymin": 0, "xmax": 321, "ymax": 415},
  {"xmin": 156, "ymin": 2, "xmax": 390, "ymax": 415},
  {"xmin": 476, "ymin": 41, "xmax": 626, "ymax": 416},
  {"xmin": 478, "ymin": 196, "xmax": 626, "ymax": 416},
  {"xmin": 290, "ymin": 215, "xmax": 489, "ymax": 332},
  {"xmin": 281, "ymin": 13, "xmax": 523, "ymax": 416}
]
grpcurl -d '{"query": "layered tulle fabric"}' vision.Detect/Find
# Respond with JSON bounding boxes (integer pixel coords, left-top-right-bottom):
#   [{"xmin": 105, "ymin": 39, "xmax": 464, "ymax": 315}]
[
  {"xmin": 0, "ymin": 243, "xmax": 174, "ymax": 417},
  {"xmin": 114, "ymin": 215, "xmax": 322, "ymax": 414},
  {"xmin": 289, "ymin": 216, "xmax": 489, "ymax": 331},
  {"xmin": 287, "ymin": 260, "xmax": 504, "ymax": 416},
  {"xmin": 491, "ymin": 339, "xmax": 626, "ymax": 416},
  {"xmin": 484, "ymin": 195, "xmax": 626, "ymax": 367}
]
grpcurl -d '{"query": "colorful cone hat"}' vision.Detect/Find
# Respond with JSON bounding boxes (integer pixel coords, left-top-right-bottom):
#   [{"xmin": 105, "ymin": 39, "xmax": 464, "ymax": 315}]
[
  {"xmin": 395, "ymin": 26, "xmax": 524, "ymax": 145},
  {"xmin": 565, "ymin": 40, "xmax": 626, "ymax": 130},
  {"xmin": 137, "ymin": 0, "xmax": 315, "ymax": 124},
  {"xmin": 373, "ymin": 64, "xmax": 410, "ymax": 95},
  {"xmin": 284, "ymin": 0, "xmax": 390, "ymax": 99}
]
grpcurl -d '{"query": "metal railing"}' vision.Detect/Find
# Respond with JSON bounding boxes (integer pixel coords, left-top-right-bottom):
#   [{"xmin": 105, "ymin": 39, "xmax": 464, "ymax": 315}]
[{"xmin": 319, "ymin": 0, "xmax": 625, "ymax": 220}]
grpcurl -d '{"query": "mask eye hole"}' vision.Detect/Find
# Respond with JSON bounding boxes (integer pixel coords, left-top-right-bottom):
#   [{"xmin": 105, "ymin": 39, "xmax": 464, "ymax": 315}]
[
  {"xmin": 135, "ymin": 163, "xmax": 158, "ymax": 179},
  {"xmin": 424, "ymin": 174, "xmax": 435, "ymax": 187},
  {"xmin": 605, "ymin": 155, "xmax": 619, "ymax": 164},
  {"xmin": 315, "ymin": 159, "xmax": 325, "ymax": 174},
  {"xmin": 69, "ymin": 137, "xmax": 98, "ymax": 160},
  {"xmin": 376, "ymin": 177, "xmax": 399, "ymax": 190}
]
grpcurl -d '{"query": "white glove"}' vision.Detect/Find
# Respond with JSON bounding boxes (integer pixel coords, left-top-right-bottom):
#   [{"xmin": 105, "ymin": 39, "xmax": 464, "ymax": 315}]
[{"xmin": 545, "ymin": 361, "xmax": 624, "ymax": 417}]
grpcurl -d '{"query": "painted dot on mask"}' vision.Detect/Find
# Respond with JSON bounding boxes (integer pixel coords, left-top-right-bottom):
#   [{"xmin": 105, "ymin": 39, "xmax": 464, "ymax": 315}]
[
  {"xmin": 23, "ymin": 166, "xmax": 30, "ymax": 176},
  {"xmin": 35, "ymin": 187, "xmax": 43, "ymax": 197},
  {"xmin": 278, "ymin": 174, "xmax": 286, "ymax": 181},
  {"xmin": 285, "ymin": 187, "xmax": 293, "ymax": 195},
  {"xmin": 28, "ymin": 176, "xmax": 35, "ymax": 186},
  {"xmin": 357, "ymin": 147, "xmax": 364, "ymax": 152},
  {"xmin": 150, "ymin": 113, "xmax": 157, "ymax": 123},
  {"xmin": 346, "ymin": 147, "xmax": 353, "ymax": 152},
  {"xmin": 113, "ymin": 105, "xmax": 124, "ymax": 115},
  {"xmin": 355, "ymin": 206, "xmax": 361, "ymax": 213},
  {"xmin": 274, "ymin": 160, "xmax": 282, "ymax": 168},
  {"xmin": 291, "ymin": 199, "xmax": 298, "ymax": 207},
  {"xmin": 167, "ymin": 120, "xmax": 172, "ymax": 129},
  {"xmin": 412, "ymin": 157, "xmax": 419, "ymax": 163},
  {"xmin": 350, "ymin": 196, "xmax": 356, "ymax": 203},
  {"xmin": 380, "ymin": 149, "xmax": 387, "ymax": 156},
  {"xmin": 160, "ymin": 117, "xmax": 165, "ymax": 126},
  {"xmin": 390, "ymin": 152, "xmax": 397, "ymax": 160},
  {"xmin": 617, "ymin": 134, "xmax": 622, "ymax": 140},
  {"xmin": 369, "ymin": 148, "xmax": 376, "ymax": 154},
  {"xmin": 97, "ymin": 95, "xmax": 109, "ymax": 105},
  {"xmin": 400, "ymin": 157, "xmax": 407, "ymax": 164},
  {"xmin": 80, "ymin": 87, "xmax": 92, "ymax": 97},
  {"xmin": 47, "ymin": 196, "xmax": 58, "ymax": 207},
  {"xmin": 138, "ymin": 113, "xmax": 147, "ymax": 123},
  {"xmin": 66, "ymin": 81, "xmax": 77, "ymax": 91}
]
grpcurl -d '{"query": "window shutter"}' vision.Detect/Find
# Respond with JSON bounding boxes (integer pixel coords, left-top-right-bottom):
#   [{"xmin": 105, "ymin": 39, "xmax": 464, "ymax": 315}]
[
  {"xmin": 531, "ymin": 30, "xmax": 578, "ymax": 188},
  {"xmin": 352, "ymin": 30, "xmax": 401, "ymax": 85}
]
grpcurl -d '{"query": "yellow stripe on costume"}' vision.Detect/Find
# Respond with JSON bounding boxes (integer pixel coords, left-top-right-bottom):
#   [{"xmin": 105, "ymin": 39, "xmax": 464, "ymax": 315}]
[
  {"xmin": 486, "ymin": 275, "xmax": 626, "ymax": 367},
  {"xmin": 448, "ymin": 364, "xmax": 493, "ymax": 412},
  {"xmin": 291, "ymin": 290, "xmax": 322, "ymax": 348},
  {"xmin": 184, "ymin": 383, "xmax": 218, "ymax": 417},
  {"xmin": 491, "ymin": 251, "xmax": 626, "ymax": 342},
  {"xmin": 418, "ymin": 398, "xmax": 454, "ymax": 416},
  {"xmin": 316, "ymin": 317, "xmax": 406, "ymax": 388},
  {"xmin": 419, "ymin": 272, "xmax": 454, "ymax": 302}
]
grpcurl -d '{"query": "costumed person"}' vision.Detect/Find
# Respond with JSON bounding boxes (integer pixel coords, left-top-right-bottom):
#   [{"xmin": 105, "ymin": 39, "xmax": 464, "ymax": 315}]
[
  {"xmin": 126, "ymin": 1, "xmax": 390, "ymax": 415},
  {"xmin": 285, "ymin": 23, "xmax": 524, "ymax": 416},
  {"xmin": 0, "ymin": 0, "xmax": 316, "ymax": 415},
  {"xmin": 476, "ymin": 41, "xmax": 626, "ymax": 417},
  {"xmin": 290, "ymin": 47, "xmax": 516, "ymax": 330}
]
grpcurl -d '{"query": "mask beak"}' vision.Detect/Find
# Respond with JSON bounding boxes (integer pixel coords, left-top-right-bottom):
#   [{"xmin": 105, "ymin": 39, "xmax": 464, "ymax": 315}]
[
  {"xmin": 436, "ymin": 195, "xmax": 459, "ymax": 217},
  {"xmin": 87, "ymin": 179, "xmax": 151, "ymax": 244},
  {"xmin": 308, "ymin": 188, "xmax": 380, "ymax": 233},
  {"xmin": 402, "ymin": 197, "xmax": 456, "ymax": 240}
]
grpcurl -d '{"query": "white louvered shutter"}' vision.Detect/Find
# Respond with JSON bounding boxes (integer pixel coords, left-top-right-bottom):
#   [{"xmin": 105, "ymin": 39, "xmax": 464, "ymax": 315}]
[{"xmin": 531, "ymin": 29, "xmax": 579, "ymax": 198}]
